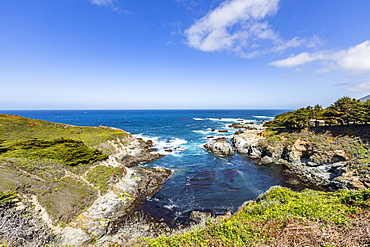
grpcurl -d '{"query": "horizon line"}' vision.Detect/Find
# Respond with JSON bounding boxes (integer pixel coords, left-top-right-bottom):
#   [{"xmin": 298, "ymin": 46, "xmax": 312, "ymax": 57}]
[{"xmin": 0, "ymin": 108, "xmax": 292, "ymax": 111}]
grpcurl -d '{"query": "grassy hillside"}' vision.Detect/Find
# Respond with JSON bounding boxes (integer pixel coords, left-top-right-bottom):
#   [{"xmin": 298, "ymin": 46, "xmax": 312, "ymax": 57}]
[
  {"xmin": 0, "ymin": 114, "xmax": 131, "ymax": 224},
  {"xmin": 0, "ymin": 114, "xmax": 129, "ymax": 149},
  {"xmin": 144, "ymin": 186, "xmax": 370, "ymax": 246}
]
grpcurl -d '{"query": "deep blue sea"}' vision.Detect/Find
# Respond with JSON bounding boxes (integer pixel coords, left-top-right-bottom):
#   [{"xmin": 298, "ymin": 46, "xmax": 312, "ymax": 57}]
[{"xmin": 1, "ymin": 109, "xmax": 298, "ymax": 223}]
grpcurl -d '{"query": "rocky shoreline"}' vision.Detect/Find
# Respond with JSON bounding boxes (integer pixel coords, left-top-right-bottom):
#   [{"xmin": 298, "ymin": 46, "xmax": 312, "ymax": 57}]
[
  {"xmin": 57, "ymin": 135, "xmax": 172, "ymax": 246},
  {"xmin": 204, "ymin": 123, "xmax": 370, "ymax": 191}
]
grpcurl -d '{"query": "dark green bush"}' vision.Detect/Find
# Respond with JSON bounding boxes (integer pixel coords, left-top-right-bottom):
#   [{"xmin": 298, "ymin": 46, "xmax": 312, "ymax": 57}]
[{"xmin": 0, "ymin": 138, "xmax": 108, "ymax": 166}]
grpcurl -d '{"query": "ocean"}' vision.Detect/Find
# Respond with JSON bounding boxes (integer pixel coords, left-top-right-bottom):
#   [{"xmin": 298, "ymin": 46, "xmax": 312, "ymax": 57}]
[{"xmin": 1, "ymin": 109, "xmax": 296, "ymax": 224}]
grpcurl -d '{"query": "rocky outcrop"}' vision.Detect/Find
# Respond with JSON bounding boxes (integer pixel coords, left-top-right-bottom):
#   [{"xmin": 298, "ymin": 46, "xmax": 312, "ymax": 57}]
[
  {"xmin": 204, "ymin": 138, "xmax": 234, "ymax": 155},
  {"xmin": 99, "ymin": 136, "xmax": 164, "ymax": 168},
  {"xmin": 55, "ymin": 133, "xmax": 171, "ymax": 246},
  {"xmin": 230, "ymin": 124, "xmax": 266, "ymax": 157},
  {"xmin": 230, "ymin": 126, "xmax": 370, "ymax": 190},
  {"xmin": 228, "ymin": 122, "xmax": 264, "ymax": 130},
  {"xmin": 59, "ymin": 166, "xmax": 171, "ymax": 246},
  {"xmin": 189, "ymin": 211, "xmax": 212, "ymax": 224}
]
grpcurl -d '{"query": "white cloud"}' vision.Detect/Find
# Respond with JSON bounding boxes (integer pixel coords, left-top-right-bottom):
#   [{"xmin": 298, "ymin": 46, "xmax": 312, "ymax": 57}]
[
  {"xmin": 270, "ymin": 40, "xmax": 370, "ymax": 74},
  {"xmin": 345, "ymin": 82, "xmax": 370, "ymax": 93},
  {"xmin": 184, "ymin": 0, "xmax": 319, "ymax": 58},
  {"xmin": 91, "ymin": 0, "xmax": 114, "ymax": 6}
]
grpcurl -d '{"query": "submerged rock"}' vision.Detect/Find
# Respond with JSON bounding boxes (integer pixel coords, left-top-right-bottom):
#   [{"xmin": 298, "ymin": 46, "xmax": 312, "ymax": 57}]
[{"xmin": 204, "ymin": 138, "xmax": 234, "ymax": 155}]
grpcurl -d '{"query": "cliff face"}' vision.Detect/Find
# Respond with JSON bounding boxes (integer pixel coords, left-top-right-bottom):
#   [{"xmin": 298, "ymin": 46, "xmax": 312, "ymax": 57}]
[
  {"xmin": 58, "ymin": 137, "xmax": 171, "ymax": 246},
  {"xmin": 230, "ymin": 125, "xmax": 370, "ymax": 190}
]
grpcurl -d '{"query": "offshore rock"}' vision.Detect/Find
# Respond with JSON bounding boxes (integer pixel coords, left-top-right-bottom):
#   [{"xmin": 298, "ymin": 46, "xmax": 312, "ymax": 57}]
[
  {"xmin": 204, "ymin": 138, "xmax": 234, "ymax": 155},
  {"xmin": 230, "ymin": 125, "xmax": 266, "ymax": 155}
]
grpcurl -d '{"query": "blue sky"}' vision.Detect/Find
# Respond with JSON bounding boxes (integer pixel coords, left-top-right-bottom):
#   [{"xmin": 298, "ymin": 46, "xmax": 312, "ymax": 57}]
[{"xmin": 1, "ymin": 0, "xmax": 370, "ymax": 110}]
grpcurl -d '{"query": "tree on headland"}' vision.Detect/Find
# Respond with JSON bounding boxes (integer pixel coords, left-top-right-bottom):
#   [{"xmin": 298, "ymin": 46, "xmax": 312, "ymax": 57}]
[
  {"xmin": 264, "ymin": 96, "xmax": 369, "ymax": 128},
  {"xmin": 324, "ymin": 97, "xmax": 365, "ymax": 125},
  {"xmin": 362, "ymin": 99, "xmax": 370, "ymax": 123},
  {"xmin": 264, "ymin": 105, "xmax": 324, "ymax": 128}
]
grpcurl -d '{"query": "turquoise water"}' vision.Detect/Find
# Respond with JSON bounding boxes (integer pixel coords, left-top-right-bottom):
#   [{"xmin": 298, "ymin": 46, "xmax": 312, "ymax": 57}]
[{"xmin": 1, "ymin": 109, "xmax": 297, "ymax": 223}]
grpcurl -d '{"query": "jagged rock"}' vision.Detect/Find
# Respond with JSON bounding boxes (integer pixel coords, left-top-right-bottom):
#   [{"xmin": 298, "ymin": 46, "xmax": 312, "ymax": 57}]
[
  {"xmin": 230, "ymin": 128, "xmax": 265, "ymax": 155},
  {"xmin": 121, "ymin": 152, "xmax": 164, "ymax": 167},
  {"xmin": 189, "ymin": 211, "xmax": 212, "ymax": 224},
  {"xmin": 115, "ymin": 138, "xmax": 165, "ymax": 167},
  {"xmin": 204, "ymin": 138, "xmax": 234, "ymax": 155},
  {"xmin": 58, "ymin": 134, "xmax": 172, "ymax": 246},
  {"xmin": 228, "ymin": 123, "xmax": 265, "ymax": 130}
]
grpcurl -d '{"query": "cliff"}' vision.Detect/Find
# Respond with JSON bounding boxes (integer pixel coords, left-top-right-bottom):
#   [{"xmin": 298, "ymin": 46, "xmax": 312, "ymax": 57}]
[
  {"xmin": 0, "ymin": 114, "xmax": 171, "ymax": 246},
  {"xmin": 230, "ymin": 124, "xmax": 370, "ymax": 190}
]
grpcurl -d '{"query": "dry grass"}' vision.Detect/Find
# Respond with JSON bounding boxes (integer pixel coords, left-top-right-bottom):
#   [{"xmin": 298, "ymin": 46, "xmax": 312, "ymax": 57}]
[
  {"xmin": 255, "ymin": 211, "xmax": 370, "ymax": 247},
  {"xmin": 0, "ymin": 203, "xmax": 55, "ymax": 247}
]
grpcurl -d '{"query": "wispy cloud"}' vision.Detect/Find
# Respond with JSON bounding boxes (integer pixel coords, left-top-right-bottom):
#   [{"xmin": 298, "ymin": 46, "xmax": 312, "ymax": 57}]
[
  {"xmin": 270, "ymin": 40, "xmax": 370, "ymax": 74},
  {"xmin": 91, "ymin": 0, "xmax": 114, "ymax": 6},
  {"xmin": 184, "ymin": 0, "xmax": 319, "ymax": 58},
  {"xmin": 90, "ymin": 0, "xmax": 128, "ymax": 13},
  {"xmin": 345, "ymin": 82, "xmax": 370, "ymax": 93}
]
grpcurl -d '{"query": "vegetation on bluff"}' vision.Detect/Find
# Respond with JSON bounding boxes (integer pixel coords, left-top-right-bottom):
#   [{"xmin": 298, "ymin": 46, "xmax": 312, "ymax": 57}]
[
  {"xmin": 262, "ymin": 96, "xmax": 370, "ymax": 177},
  {"xmin": 0, "ymin": 114, "xmax": 129, "ymax": 153},
  {"xmin": 1, "ymin": 138, "xmax": 108, "ymax": 166},
  {"xmin": 145, "ymin": 186, "xmax": 370, "ymax": 246},
  {"xmin": 264, "ymin": 97, "xmax": 370, "ymax": 128}
]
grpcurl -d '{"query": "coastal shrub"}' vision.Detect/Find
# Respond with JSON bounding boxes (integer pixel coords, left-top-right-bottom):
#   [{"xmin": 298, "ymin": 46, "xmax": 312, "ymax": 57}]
[
  {"xmin": 5, "ymin": 158, "xmax": 66, "ymax": 181},
  {"xmin": 340, "ymin": 189, "xmax": 370, "ymax": 208},
  {"xmin": 0, "ymin": 138, "xmax": 108, "ymax": 166},
  {"xmin": 0, "ymin": 190, "xmax": 19, "ymax": 207},
  {"xmin": 144, "ymin": 187, "xmax": 370, "ymax": 247}
]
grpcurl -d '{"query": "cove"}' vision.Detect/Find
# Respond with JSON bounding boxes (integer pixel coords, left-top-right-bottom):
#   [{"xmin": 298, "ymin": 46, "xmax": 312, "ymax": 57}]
[{"xmin": 0, "ymin": 109, "xmax": 302, "ymax": 224}]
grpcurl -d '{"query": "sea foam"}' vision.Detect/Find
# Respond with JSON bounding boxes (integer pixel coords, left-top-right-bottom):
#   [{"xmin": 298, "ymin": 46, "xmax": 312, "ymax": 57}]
[{"xmin": 135, "ymin": 134, "xmax": 188, "ymax": 155}]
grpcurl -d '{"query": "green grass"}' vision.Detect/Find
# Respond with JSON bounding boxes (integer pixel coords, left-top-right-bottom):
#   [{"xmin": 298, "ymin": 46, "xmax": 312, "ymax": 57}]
[
  {"xmin": 144, "ymin": 186, "xmax": 370, "ymax": 247},
  {"xmin": 0, "ymin": 114, "xmax": 129, "ymax": 149},
  {"xmin": 1, "ymin": 138, "xmax": 108, "ymax": 166}
]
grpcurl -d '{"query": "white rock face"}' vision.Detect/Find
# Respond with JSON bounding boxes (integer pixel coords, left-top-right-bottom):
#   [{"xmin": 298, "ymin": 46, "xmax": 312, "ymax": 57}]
[
  {"xmin": 204, "ymin": 138, "xmax": 234, "ymax": 155},
  {"xmin": 230, "ymin": 127, "xmax": 265, "ymax": 155}
]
